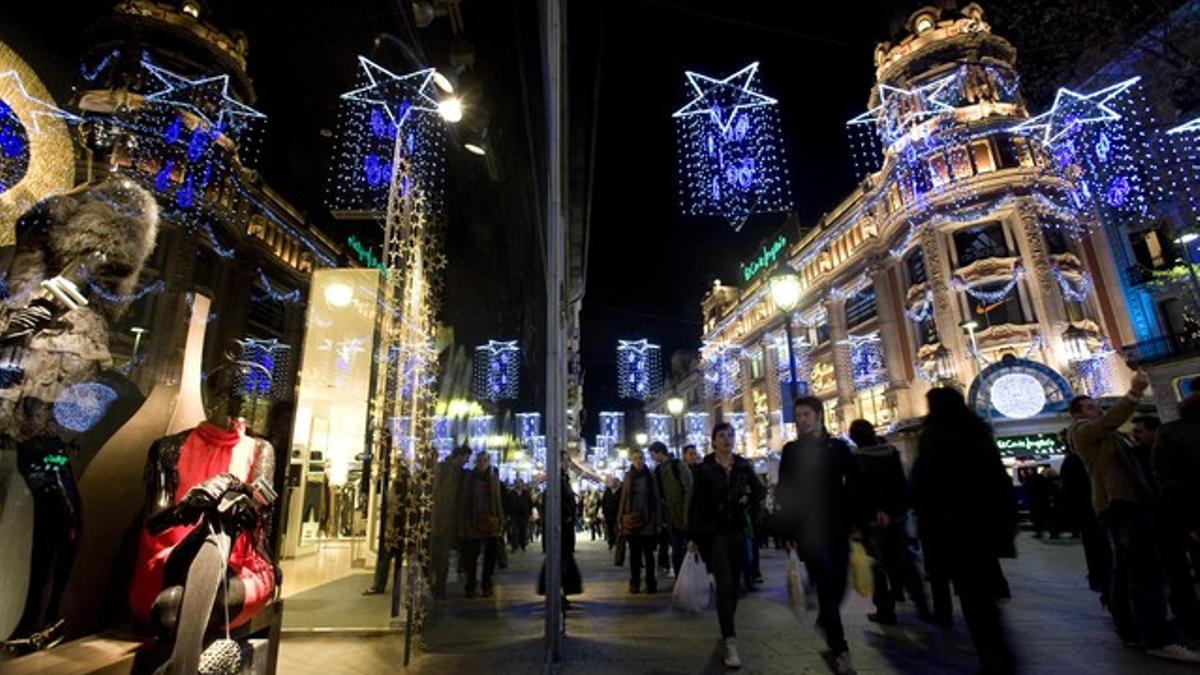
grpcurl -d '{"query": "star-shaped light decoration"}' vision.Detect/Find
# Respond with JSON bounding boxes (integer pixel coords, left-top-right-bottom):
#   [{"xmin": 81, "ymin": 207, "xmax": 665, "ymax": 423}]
[
  {"xmin": 847, "ymin": 74, "xmax": 957, "ymax": 142},
  {"xmin": 1168, "ymin": 117, "xmax": 1200, "ymax": 135},
  {"xmin": 340, "ymin": 56, "xmax": 440, "ymax": 129},
  {"xmin": 673, "ymin": 62, "xmax": 778, "ymax": 134},
  {"xmin": 0, "ymin": 69, "xmax": 81, "ymax": 134},
  {"xmin": 1009, "ymin": 76, "xmax": 1140, "ymax": 147},
  {"xmin": 142, "ymin": 60, "xmax": 265, "ymax": 133}
]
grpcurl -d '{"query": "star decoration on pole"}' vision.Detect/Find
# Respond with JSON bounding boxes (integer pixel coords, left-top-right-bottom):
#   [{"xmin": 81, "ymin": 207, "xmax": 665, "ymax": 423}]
[
  {"xmin": 672, "ymin": 62, "xmax": 778, "ymax": 134},
  {"xmin": 1009, "ymin": 76, "xmax": 1141, "ymax": 147},
  {"xmin": 847, "ymin": 74, "xmax": 957, "ymax": 143},
  {"xmin": 0, "ymin": 69, "xmax": 81, "ymax": 134},
  {"xmin": 340, "ymin": 56, "xmax": 440, "ymax": 128},
  {"xmin": 142, "ymin": 60, "xmax": 265, "ymax": 133}
]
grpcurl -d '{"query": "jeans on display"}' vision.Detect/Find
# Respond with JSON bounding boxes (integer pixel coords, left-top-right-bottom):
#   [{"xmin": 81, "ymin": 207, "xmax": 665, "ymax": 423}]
[
  {"xmin": 628, "ymin": 534, "xmax": 657, "ymax": 590},
  {"xmin": 705, "ymin": 532, "xmax": 746, "ymax": 638},
  {"xmin": 461, "ymin": 537, "xmax": 498, "ymax": 594},
  {"xmin": 1102, "ymin": 501, "xmax": 1175, "ymax": 648},
  {"xmin": 802, "ymin": 540, "xmax": 850, "ymax": 654}
]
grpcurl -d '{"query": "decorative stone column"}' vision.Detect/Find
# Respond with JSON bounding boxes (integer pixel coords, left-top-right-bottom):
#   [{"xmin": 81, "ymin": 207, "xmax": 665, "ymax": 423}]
[
  {"xmin": 920, "ymin": 226, "xmax": 972, "ymax": 384},
  {"xmin": 825, "ymin": 296, "xmax": 855, "ymax": 431},
  {"xmin": 1013, "ymin": 198, "xmax": 1071, "ymax": 374},
  {"xmin": 869, "ymin": 258, "xmax": 914, "ymax": 419}
]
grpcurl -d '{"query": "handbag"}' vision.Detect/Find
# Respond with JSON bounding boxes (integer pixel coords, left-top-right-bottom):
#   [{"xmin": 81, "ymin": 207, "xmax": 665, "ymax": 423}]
[
  {"xmin": 849, "ymin": 540, "xmax": 875, "ymax": 599},
  {"xmin": 786, "ymin": 549, "xmax": 805, "ymax": 610},
  {"xmin": 620, "ymin": 511, "xmax": 646, "ymax": 533}
]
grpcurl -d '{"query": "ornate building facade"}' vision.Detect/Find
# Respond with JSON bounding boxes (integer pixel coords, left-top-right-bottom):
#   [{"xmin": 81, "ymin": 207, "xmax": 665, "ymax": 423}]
[{"xmin": 700, "ymin": 4, "xmax": 1135, "ymax": 455}]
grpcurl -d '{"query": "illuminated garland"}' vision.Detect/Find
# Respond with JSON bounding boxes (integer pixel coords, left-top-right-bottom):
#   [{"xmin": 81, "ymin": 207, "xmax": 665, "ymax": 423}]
[
  {"xmin": 951, "ymin": 267, "xmax": 1025, "ymax": 303},
  {"xmin": 905, "ymin": 290, "xmax": 935, "ymax": 322},
  {"xmin": 255, "ymin": 268, "xmax": 302, "ymax": 304},
  {"xmin": 673, "ymin": 62, "xmax": 791, "ymax": 229},
  {"xmin": 1051, "ymin": 266, "xmax": 1092, "ymax": 302},
  {"xmin": 85, "ymin": 278, "xmax": 165, "ymax": 304},
  {"xmin": 839, "ymin": 333, "xmax": 887, "ymax": 389},
  {"xmin": 702, "ymin": 341, "xmax": 742, "ymax": 400}
]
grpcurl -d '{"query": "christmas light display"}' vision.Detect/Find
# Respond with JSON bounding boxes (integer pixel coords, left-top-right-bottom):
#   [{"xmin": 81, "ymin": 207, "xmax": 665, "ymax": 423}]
[
  {"xmin": 1009, "ymin": 77, "xmax": 1140, "ymax": 147},
  {"xmin": 703, "ymin": 341, "xmax": 742, "ymax": 400},
  {"xmin": 772, "ymin": 329, "xmax": 811, "ymax": 386},
  {"xmin": 951, "ymin": 267, "xmax": 1025, "ymax": 303},
  {"xmin": 468, "ymin": 414, "xmax": 494, "ymax": 453},
  {"xmin": 472, "ymin": 340, "xmax": 519, "ymax": 402},
  {"xmin": 989, "ymin": 372, "xmax": 1047, "ymax": 419},
  {"xmin": 255, "ymin": 268, "xmax": 302, "ymax": 304},
  {"xmin": 0, "ymin": 100, "xmax": 30, "ymax": 193},
  {"xmin": 0, "ymin": 69, "xmax": 81, "ymax": 135},
  {"xmin": 327, "ymin": 57, "xmax": 446, "ymax": 214},
  {"xmin": 842, "ymin": 333, "xmax": 887, "ymax": 389},
  {"xmin": 616, "ymin": 339, "xmax": 662, "ymax": 400},
  {"xmin": 599, "ymin": 411, "xmax": 625, "ymax": 446},
  {"xmin": 1051, "ymin": 266, "xmax": 1092, "ymax": 302},
  {"xmin": 673, "ymin": 62, "xmax": 791, "ymax": 230},
  {"xmin": 234, "ymin": 338, "xmax": 293, "ymax": 400},
  {"xmin": 726, "ymin": 412, "xmax": 747, "ymax": 452},
  {"xmin": 685, "ymin": 411, "xmax": 710, "ymax": 450},
  {"xmin": 647, "ymin": 413, "xmax": 671, "ymax": 445},
  {"xmin": 142, "ymin": 61, "xmax": 266, "ymax": 134},
  {"xmin": 516, "ymin": 412, "xmax": 541, "ymax": 442}
]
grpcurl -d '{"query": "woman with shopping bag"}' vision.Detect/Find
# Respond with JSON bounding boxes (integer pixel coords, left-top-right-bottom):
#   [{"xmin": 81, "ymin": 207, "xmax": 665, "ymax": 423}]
[
  {"xmin": 686, "ymin": 422, "xmax": 765, "ymax": 670},
  {"xmin": 618, "ymin": 449, "xmax": 662, "ymax": 593}
]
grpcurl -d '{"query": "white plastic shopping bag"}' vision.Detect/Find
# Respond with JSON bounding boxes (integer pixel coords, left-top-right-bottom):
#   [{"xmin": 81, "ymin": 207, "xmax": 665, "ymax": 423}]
[
  {"xmin": 671, "ymin": 551, "xmax": 711, "ymax": 613},
  {"xmin": 786, "ymin": 549, "xmax": 806, "ymax": 609}
]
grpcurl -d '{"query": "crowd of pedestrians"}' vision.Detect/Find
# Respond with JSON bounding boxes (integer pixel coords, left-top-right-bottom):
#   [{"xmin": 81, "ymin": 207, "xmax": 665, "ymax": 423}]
[{"xmin": 418, "ymin": 367, "xmax": 1200, "ymax": 674}]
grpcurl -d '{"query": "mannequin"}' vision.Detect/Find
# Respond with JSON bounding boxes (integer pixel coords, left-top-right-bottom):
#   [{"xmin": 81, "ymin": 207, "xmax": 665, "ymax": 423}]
[
  {"xmin": 0, "ymin": 178, "xmax": 158, "ymax": 647},
  {"xmin": 129, "ymin": 356, "xmax": 278, "ymax": 675}
]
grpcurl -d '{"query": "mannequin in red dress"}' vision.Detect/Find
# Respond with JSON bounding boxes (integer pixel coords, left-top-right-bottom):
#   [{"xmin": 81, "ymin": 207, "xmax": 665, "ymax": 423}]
[{"xmin": 129, "ymin": 363, "xmax": 278, "ymax": 673}]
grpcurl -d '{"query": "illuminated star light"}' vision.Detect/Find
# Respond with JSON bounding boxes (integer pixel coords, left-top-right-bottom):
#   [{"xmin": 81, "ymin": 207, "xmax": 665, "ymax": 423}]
[
  {"xmin": 0, "ymin": 69, "xmax": 81, "ymax": 134},
  {"xmin": 1168, "ymin": 117, "xmax": 1200, "ymax": 135},
  {"xmin": 1009, "ymin": 76, "xmax": 1141, "ymax": 147},
  {"xmin": 340, "ymin": 56, "xmax": 440, "ymax": 127},
  {"xmin": 672, "ymin": 62, "xmax": 778, "ymax": 133},
  {"xmin": 142, "ymin": 60, "xmax": 266, "ymax": 131},
  {"xmin": 847, "ymin": 74, "xmax": 957, "ymax": 139}
]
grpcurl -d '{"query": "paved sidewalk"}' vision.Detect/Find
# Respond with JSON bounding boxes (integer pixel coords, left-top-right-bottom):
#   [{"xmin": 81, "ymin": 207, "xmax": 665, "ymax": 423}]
[{"xmin": 279, "ymin": 532, "xmax": 1200, "ymax": 673}]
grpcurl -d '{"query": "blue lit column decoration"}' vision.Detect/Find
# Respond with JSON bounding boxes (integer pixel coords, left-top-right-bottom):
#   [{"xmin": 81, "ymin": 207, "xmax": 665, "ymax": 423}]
[
  {"xmin": 703, "ymin": 341, "xmax": 741, "ymax": 401},
  {"xmin": 599, "ymin": 411, "xmax": 625, "ymax": 447},
  {"xmin": 616, "ymin": 339, "xmax": 662, "ymax": 400},
  {"xmin": 432, "ymin": 415, "xmax": 453, "ymax": 461},
  {"xmin": 468, "ymin": 414, "xmax": 494, "ymax": 453},
  {"xmin": 842, "ymin": 333, "xmax": 887, "ymax": 389},
  {"xmin": 673, "ymin": 62, "xmax": 792, "ymax": 231},
  {"xmin": 684, "ymin": 411, "xmax": 710, "ymax": 451},
  {"xmin": 516, "ymin": 412, "xmax": 542, "ymax": 443},
  {"xmin": 726, "ymin": 412, "xmax": 747, "ymax": 453},
  {"xmin": 473, "ymin": 340, "xmax": 520, "ymax": 402},
  {"xmin": 646, "ymin": 413, "xmax": 671, "ymax": 445}
]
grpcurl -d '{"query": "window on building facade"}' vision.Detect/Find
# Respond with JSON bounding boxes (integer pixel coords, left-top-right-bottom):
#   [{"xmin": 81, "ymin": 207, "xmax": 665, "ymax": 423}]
[
  {"xmin": 929, "ymin": 152, "xmax": 951, "ymax": 187},
  {"xmin": 970, "ymin": 140, "xmax": 996, "ymax": 173},
  {"xmin": 845, "ymin": 286, "xmax": 877, "ymax": 329},
  {"xmin": 916, "ymin": 317, "xmax": 938, "ymax": 345},
  {"xmin": 965, "ymin": 281, "xmax": 1028, "ymax": 328},
  {"xmin": 855, "ymin": 385, "xmax": 893, "ymax": 428},
  {"xmin": 953, "ymin": 221, "xmax": 1009, "ymax": 267},
  {"xmin": 1064, "ymin": 299, "xmax": 1087, "ymax": 323},
  {"xmin": 995, "ymin": 134, "xmax": 1036, "ymax": 169},
  {"xmin": 807, "ymin": 320, "xmax": 831, "ymax": 346},
  {"xmin": 749, "ymin": 351, "xmax": 764, "ymax": 380},
  {"xmin": 949, "ymin": 146, "xmax": 973, "ymax": 180},
  {"xmin": 905, "ymin": 249, "xmax": 927, "ymax": 285},
  {"xmin": 1129, "ymin": 224, "xmax": 1178, "ymax": 270},
  {"xmin": 1043, "ymin": 226, "xmax": 1076, "ymax": 255},
  {"xmin": 823, "ymin": 397, "xmax": 842, "ymax": 435}
]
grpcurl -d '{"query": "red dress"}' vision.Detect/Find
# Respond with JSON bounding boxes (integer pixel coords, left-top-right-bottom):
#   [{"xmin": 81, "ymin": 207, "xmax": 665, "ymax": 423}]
[{"xmin": 129, "ymin": 422, "xmax": 275, "ymax": 628}]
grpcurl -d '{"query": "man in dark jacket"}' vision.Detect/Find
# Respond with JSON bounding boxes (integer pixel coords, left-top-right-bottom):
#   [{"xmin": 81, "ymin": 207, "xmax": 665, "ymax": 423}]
[
  {"xmin": 777, "ymin": 397, "xmax": 863, "ymax": 675},
  {"xmin": 848, "ymin": 419, "xmax": 930, "ymax": 624},
  {"xmin": 651, "ymin": 442, "xmax": 693, "ymax": 576},
  {"xmin": 459, "ymin": 451, "xmax": 504, "ymax": 598},
  {"xmin": 507, "ymin": 479, "xmax": 533, "ymax": 552},
  {"xmin": 430, "ymin": 445, "xmax": 469, "ymax": 599},
  {"xmin": 1151, "ymin": 402, "xmax": 1200, "ymax": 624},
  {"xmin": 601, "ymin": 477, "xmax": 621, "ymax": 548}
]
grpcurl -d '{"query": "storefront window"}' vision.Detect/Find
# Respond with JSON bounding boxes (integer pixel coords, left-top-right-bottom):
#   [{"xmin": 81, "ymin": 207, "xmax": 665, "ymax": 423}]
[
  {"xmin": 854, "ymin": 384, "xmax": 893, "ymax": 428},
  {"xmin": 965, "ymin": 280, "xmax": 1029, "ymax": 328},
  {"xmin": 905, "ymin": 249, "xmax": 927, "ymax": 285},
  {"xmin": 953, "ymin": 221, "xmax": 1009, "ymax": 267},
  {"xmin": 845, "ymin": 285, "xmax": 877, "ymax": 329}
]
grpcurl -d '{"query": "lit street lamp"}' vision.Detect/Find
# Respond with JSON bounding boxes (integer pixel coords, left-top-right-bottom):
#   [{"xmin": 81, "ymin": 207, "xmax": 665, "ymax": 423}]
[
  {"xmin": 666, "ymin": 396, "xmax": 685, "ymax": 451},
  {"xmin": 634, "ymin": 432, "xmax": 649, "ymax": 447},
  {"xmin": 769, "ymin": 270, "xmax": 804, "ymax": 404},
  {"xmin": 960, "ymin": 318, "xmax": 982, "ymax": 367}
]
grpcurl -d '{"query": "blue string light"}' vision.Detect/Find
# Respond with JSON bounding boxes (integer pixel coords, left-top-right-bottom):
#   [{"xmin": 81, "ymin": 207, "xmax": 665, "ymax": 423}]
[
  {"xmin": 599, "ymin": 411, "xmax": 625, "ymax": 446},
  {"xmin": 85, "ymin": 278, "xmax": 165, "ymax": 304},
  {"xmin": 647, "ymin": 413, "xmax": 671, "ymax": 444},
  {"xmin": 1009, "ymin": 77, "xmax": 1140, "ymax": 147},
  {"xmin": 255, "ymin": 268, "xmax": 302, "ymax": 304},
  {"xmin": 1052, "ymin": 266, "xmax": 1092, "ymax": 302},
  {"xmin": 616, "ymin": 339, "xmax": 662, "ymax": 400},
  {"xmin": 0, "ymin": 69, "xmax": 81, "ymax": 134},
  {"xmin": 516, "ymin": 412, "xmax": 541, "ymax": 442},
  {"xmin": 951, "ymin": 268, "xmax": 1025, "ymax": 303},
  {"xmin": 702, "ymin": 341, "xmax": 741, "ymax": 400},
  {"xmin": 673, "ymin": 62, "xmax": 791, "ymax": 230},
  {"xmin": 684, "ymin": 412, "xmax": 709, "ymax": 451},
  {"xmin": 53, "ymin": 382, "xmax": 119, "ymax": 432},
  {"xmin": 841, "ymin": 333, "xmax": 887, "ymax": 389}
]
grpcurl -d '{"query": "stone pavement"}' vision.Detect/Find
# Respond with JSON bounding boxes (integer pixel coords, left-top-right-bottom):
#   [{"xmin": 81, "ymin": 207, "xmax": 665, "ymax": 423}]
[{"xmin": 279, "ymin": 532, "xmax": 1200, "ymax": 674}]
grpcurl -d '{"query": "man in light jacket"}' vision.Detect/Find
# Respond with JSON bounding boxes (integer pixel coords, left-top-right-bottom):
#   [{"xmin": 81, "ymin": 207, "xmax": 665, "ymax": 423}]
[{"xmin": 651, "ymin": 442, "xmax": 693, "ymax": 576}]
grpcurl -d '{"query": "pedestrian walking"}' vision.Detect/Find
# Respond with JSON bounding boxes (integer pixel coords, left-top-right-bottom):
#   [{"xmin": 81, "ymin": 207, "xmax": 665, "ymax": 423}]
[
  {"xmin": 911, "ymin": 387, "xmax": 1017, "ymax": 674},
  {"xmin": 1023, "ymin": 467, "xmax": 1054, "ymax": 538},
  {"xmin": 1060, "ymin": 438, "xmax": 1110, "ymax": 598},
  {"xmin": 602, "ymin": 477, "xmax": 621, "ymax": 548},
  {"xmin": 508, "ymin": 479, "xmax": 533, "ymax": 552},
  {"xmin": 847, "ymin": 419, "xmax": 931, "ymax": 624},
  {"xmin": 459, "ymin": 451, "xmax": 504, "ymax": 598},
  {"xmin": 1155, "ymin": 393, "xmax": 1200, "ymax": 626},
  {"xmin": 1069, "ymin": 371, "xmax": 1200, "ymax": 662},
  {"xmin": 776, "ymin": 396, "xmax": 863, "ymax": 675},
  {"xmin": 651, "ymin": 442, "xmax": 693, "ymax": 576},
  {"xmin": 687, "ymin": 422, "xmax": 766, "ymax": 670},
  {"xmin": 430, "ymin": 445, "xmax": 469, "ymax": 600},
  {"xmin": 619, "ymin": 449, "xmax": 662, "ymax": 593}
]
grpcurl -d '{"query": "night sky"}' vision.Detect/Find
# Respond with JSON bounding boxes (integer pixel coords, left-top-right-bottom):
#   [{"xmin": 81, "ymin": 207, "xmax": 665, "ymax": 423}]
[{"xmin": 1, "ymin": 0, "xmax": 1186, "ymax": 440}]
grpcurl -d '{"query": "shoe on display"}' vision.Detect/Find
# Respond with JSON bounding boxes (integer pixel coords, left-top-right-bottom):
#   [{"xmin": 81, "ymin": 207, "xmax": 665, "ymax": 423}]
[
  {"xmin": 832, "ymin": 650, "xmax": 856, "ymax": 675},
  {"xmin": 1147, "ymin": 644, "xmax": 1200, "ymax": 663},
  {"xmin": 722, "ymin": 638, "xmax": 742, "ymax": 670}
]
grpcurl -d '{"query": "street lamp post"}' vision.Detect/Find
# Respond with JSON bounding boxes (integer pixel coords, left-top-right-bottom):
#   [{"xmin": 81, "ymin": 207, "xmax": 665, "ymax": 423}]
[
  {"xmin": 666, "ymin": 396, "xmax": 685, "ymax": 452},
  {"xmin": 960, "ymin": 318, "xmax": 982, "ymax": 368},
  {"xmin": 769, "ymin": 271, "xmax": 804, "ymax": 405}
]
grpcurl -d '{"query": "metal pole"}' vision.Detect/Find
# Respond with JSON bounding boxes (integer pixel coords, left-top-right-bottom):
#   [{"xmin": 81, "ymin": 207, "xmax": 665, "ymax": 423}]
[
  {"xmin": 784, "ymin": 312, "xmax": 799, "ymax": 404},
  {"xmin": 543, "ymin": 0, "xmax": 565, "ymax": 666}
]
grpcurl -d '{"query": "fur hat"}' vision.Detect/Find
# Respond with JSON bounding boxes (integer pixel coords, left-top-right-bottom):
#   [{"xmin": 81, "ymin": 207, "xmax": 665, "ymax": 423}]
[{"xmin": 9, "ymin": 177, "xmax": 159, "ymax": 317}]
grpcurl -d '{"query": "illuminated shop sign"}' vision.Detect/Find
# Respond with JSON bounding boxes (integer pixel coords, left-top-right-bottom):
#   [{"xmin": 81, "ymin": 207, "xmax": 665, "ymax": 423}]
[
  {"xmin": 741, "ymin": 235, "xmax": 788, "ymax": 283},
  {"xmin": 996, "ymin": 433, "xmax": 1064, "ymax": 457},
  {"xmin": 346, "ymin": 234, "xmax": 385, "ymax": 271}
]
